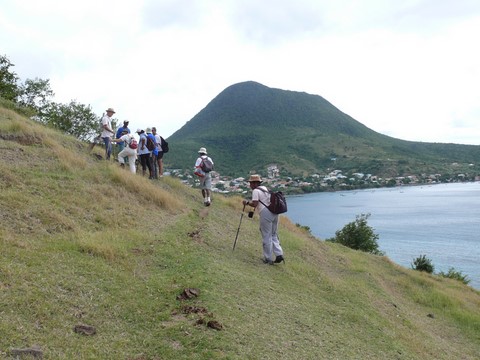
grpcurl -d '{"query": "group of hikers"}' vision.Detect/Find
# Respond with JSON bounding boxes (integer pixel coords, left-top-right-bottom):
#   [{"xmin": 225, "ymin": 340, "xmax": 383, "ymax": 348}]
[
  {"xmin": 99, "ymin": 107, "xmax": 285, "ymax": 266},
  {"xmin": 99, "ymin": 107, "xmax": 166, "ymax": 178}
]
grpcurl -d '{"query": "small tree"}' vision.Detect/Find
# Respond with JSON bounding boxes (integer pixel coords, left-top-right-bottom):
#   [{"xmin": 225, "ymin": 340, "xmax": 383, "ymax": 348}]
[
  {"xmin": 40, "ymin": 100, "xmax": 101, "ymax": 141},
  {"xmin": 411, "ymin": 255, "xmax": 434, "ymax": 273},
  {"xmin": 0, "ymin": 54, "xmax": 20, "ymax": 101},
  {"xmin": 326, "ymin": 213, "xmax": 384, "ymax": 255},
  {"xmin": 17, "ymin": 77, "xmax": 54, "ymax": 112}
]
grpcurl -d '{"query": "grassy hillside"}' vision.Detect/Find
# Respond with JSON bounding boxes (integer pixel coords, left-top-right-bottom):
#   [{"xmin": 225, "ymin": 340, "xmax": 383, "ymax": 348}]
[
  {"xmin": 1, "ymin": 108, "xmax": 479, "ymax": 359},
  {"xmin": 165, "ymin": 81, "xmax": 480, "ymax": 178}
]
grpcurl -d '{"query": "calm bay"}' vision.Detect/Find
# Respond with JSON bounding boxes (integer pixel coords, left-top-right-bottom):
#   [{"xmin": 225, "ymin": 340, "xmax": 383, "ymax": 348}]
[{"xmin": 285, "ymin": 182, "xmax": 480, "ymax": 289}]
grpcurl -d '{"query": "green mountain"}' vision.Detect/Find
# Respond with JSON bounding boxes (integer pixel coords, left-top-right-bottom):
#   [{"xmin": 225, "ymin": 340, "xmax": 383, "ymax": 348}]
[
  {"xmin": 1, "ymin": 106, "xmax": 479, "ymax": 359},
  {"xmin": 165, "ymin": 81, "xmax": 480, "ymax": 178}
]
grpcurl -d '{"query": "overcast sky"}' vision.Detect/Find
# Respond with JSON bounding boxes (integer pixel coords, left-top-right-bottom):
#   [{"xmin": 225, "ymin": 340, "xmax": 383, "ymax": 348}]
[{"xmin": 2, "ymin": 0, "xmax": 480, "ymax": 145}]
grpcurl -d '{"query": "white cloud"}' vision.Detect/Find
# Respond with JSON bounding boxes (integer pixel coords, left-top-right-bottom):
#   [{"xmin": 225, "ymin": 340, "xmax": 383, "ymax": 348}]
[{"xmin": 1, "ymin": 0, "xmax": 480, "ymax": 144}]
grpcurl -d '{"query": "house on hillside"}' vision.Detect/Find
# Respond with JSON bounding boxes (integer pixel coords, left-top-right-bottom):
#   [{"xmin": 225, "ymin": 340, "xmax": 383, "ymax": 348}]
[{"xmin": 267, "ymin": 164, "xmax": 279, "ymax": 178}]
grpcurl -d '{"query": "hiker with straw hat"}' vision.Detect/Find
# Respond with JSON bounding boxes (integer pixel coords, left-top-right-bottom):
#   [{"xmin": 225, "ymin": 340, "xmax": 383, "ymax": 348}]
[
  {"xmin": 101, "ymin": 107, "xmax": 116, "ymax": 160},
  {"xmin": 243, "ymin": 174, "xmax": 285, "ymax": 265}
]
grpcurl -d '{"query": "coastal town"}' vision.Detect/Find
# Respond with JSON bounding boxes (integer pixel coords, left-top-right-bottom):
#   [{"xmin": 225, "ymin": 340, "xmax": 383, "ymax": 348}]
[{"xmin": 169, "ymin": 163, "xmax": 479, "ymax": 195}]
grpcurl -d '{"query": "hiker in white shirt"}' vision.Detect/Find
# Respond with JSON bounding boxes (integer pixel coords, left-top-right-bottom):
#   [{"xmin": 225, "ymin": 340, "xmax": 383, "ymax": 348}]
[
  {"xmin": 243, "ymin": 174, "xmax": 285, "ymax": 265},
  {"xmin": 101, "ymin": 107, "xmax": 116, "ymax": 160},
  {"xmin": 112, "ymin": 130, "xmax": 137, "ymax": 173},
  {"xmin": 136, "ymin": 129, "xmax": 153, "ymax": 179},
  {"xmin": 194, "ymin": 147, "xmax": 214, "ymax": 206}
]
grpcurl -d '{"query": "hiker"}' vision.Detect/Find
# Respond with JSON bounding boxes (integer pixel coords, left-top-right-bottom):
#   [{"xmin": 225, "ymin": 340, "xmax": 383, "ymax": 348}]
[
  {"xmin": 242, "ymin": 174, "xmax": 285, "ymax": 265},
  {"xmin": 101, "ymin": 108, "xmax": 116, "ymax": 160},
  {"xmin": 152, "ymin": 127, "xmax": 164, "ymax": 178},
  {"xmin": 115, "ymin": 120, "xmax": 130, "ymax": 153},
  {"xmin": 145, "ymin": 128, "xmax": 158, "ymax": 179},
  {"xmin": 136, "ymin": 129, "xmax": 153, "ymax": 179},
  {"xmin": 194, "ymin": 147, "xmax": 214, "ymax": 206},
  {"xmin": 111, "ymin": 130, "xmax": 137, "ymax": 173}
]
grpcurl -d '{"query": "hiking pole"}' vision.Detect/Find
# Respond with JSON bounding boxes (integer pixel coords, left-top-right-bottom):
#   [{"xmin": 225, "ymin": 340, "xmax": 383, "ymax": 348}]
[{"xmin": 233, "ymin": 204, "xmax": 246, "ymax": 251}]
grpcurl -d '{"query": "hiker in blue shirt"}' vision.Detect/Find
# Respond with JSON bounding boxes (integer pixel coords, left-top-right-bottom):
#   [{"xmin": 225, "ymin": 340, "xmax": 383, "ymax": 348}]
[
  {"xmin": 115, "ymin": 120, "xmax": 130, "ymax": 162},
  {"xmin": 115, "ymin": 121, "xmax": 130, "ymax": 152}
]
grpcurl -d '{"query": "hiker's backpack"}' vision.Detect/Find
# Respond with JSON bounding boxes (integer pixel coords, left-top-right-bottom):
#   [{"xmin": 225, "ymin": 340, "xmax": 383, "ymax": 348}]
[
  {"xmin": 200, "ymin": 157, "xmax": 214, "ymax": 173},
  {"xmin": 146, "ymin": 136, "xmax": 156, "ymax": 151},
  {"xmin": 160, "ymin": 136, "xmax": 169, "ymax": 153},
  {"xmin": 128, "ymin": 137, "xmax": 138, "ymax": 150},
  {"xmin": 259, "ymin": 188, "xmax": 288, "ymax": 214}
]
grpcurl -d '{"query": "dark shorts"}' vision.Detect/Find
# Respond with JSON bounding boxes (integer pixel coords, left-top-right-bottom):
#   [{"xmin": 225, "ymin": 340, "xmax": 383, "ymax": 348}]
[{"xmin": 157, "ymin": 152, "xmax": 164, "ymax": 159}]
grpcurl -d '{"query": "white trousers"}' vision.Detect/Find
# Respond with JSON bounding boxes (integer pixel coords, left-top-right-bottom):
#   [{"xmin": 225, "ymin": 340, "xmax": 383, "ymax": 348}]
[
  {"xmin": 259, "ymin": 209, "xmax": 283, "ymax": 261},
  {"xmin": 118, "ymin": 147, "xmax": 137, "ymax": 174}
]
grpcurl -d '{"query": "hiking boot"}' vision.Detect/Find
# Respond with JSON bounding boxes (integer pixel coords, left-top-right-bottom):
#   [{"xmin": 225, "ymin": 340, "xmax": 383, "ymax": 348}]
[
  {"xmin": 262, "ymin": 258, "xmax": 274, "ymax": 265},
  {"xmin": 274, "ymin": 255, "xmax": 285, "ymax": 264}
]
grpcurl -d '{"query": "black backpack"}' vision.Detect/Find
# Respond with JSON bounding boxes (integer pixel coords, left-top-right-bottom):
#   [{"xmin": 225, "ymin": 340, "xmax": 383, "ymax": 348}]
[
  {"xmin": 200, "ymin": 157, "xmax": 214, "ymax": 172},
  {"xmin": 259, "ymin": 188, "xmax": 288, "ymax": 214},
  {"xmin": 160, "ymin": 136, "xmax": 169, "ymax": 153}
]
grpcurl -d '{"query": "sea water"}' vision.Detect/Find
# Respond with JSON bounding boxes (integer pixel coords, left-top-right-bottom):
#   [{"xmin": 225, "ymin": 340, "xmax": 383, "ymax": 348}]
[{"xmin": 285, "ymin": 182, "xmax": 480, "ymax": 289}]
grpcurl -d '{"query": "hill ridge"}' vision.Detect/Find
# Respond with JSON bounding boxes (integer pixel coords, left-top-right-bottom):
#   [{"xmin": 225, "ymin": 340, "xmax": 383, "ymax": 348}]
[{"xmin": 165, "ymin": 81, "xmax": 480, "ymax": 178}]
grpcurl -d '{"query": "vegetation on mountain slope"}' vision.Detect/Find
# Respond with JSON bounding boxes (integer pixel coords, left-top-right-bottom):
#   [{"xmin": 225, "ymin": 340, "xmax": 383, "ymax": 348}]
[
  {"xmin": 1, "ymin": 107, "xmax": 479, "ymax": 359},
  {"xmin": 165, "ymin": 81, "xmax": 480, "ymax": 178}
]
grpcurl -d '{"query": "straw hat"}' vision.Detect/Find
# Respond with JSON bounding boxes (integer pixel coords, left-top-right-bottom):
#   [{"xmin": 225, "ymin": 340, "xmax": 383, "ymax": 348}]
[{"xmin": 248, "ymin": 174, "xmax": 263, "ymax": 183}]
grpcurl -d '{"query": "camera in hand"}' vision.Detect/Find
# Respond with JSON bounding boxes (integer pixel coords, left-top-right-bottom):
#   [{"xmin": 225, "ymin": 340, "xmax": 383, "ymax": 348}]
[{"xmin": 248, "ymin": 211, "xmax": 254, "ymax": 218}]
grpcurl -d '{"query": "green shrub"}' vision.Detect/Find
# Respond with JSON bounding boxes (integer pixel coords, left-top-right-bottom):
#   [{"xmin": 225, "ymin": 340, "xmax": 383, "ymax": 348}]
[
  {"xmin": 326, "ymin": 213, "xmax": 384, "ymax": 255},
  {"xmin": 411, "ymin": 255, "xmax": 434, "ymax": 273},
  {"xmin": 438, "ymin": 267, "xmax": 471, "ymax": 285},
  {"xmin": 296, "ymin": 223, "xmax": 311, "ymax": 233}
]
